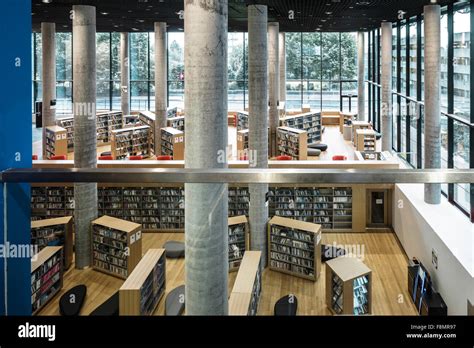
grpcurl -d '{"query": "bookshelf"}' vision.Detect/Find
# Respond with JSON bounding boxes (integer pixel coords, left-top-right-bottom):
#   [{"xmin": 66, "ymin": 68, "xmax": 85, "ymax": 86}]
[
  {"xmin": 91, "ymin": 215, "xmax": 142, "ymax": 279},
  {"xmin": 44, "ymin": 126, "xmax": 67, "ymax": 159},
  {"xmin": 351, "ymin": 121, "xmax": 371, "ymax": 145},
  {"xmin": 228, "ymin": 251, "xmax": 262, "ymax": 315},
  {"xmin": 119, "ymin": 248, "xmax": 166, "ymax": 315},
  {"xmin": 280, "ymin": 112, "xmax": 322, "ymax": 144},
  {"xmin": 237, "ymin": 111, "xmax": 249, "ymax": 131},
  {"xmin": 326, "ymin": 256, "xmax": 372, "ymax": 315},
  {"xmin": 237, "ymin": 129, "xmax": 249, "ymax": 153},
  {"xmin": 268, "ymin": 216, "xmax": 321, "ymax": 281},
  {"xmin": 340, "ymin": 112, "xmax": 356, "ymax": 133},
  {"xmin": 228, "ymin": 186, "xmax": 249, "ymax": 217},
  {"xmin": 356, "ymin": 129, "xmax": 377, "ymax": 152},
  {"xmin": 160, "ymin": 127, "xmax": 184, "ymax": 160},
  {"xmin": 228, "ymin": 216, "xmax": 248, "ymax": 272},
  {"xmin": 167, "ymin": 116, "xmax": 185, "ymax": 132},
  {"xmin": 138, "ymin": 111, "xmax": 156, "ymax": 154},
  {"xmin": 31, "ymin": 186, "xmax": 74, "ymax": 221},
  {"xmin": 159, "ymin": 186, "xmax": 185, "ymax": 230},
  {"xmin": 56, "ymin": 116, "xmax": 75, "ymax": 151},
  {"xmin": 31, "ymin": 246, "xmax": 63, "ymax": 315},
  {"xmin": 31, "ymin": 216, "xmax": 73, "ymax": 269},
  {"xmin": 277, "ymin": 126, "xmax": 308, "ymax": 160},
  {"xmin": 111, "ymin": 125, "xmax": 151, "ymax": 160}
]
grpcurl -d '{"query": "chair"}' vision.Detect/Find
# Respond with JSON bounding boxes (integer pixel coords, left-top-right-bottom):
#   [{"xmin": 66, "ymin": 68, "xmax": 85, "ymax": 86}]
[
  {"xmin": 157, "ymin": 155, "xmax": 173, "ymax": 160},
  {"xmin": 165, "ymin": 285, "xmax": 185, "ymax": 316},
  {"xmin": 308, "ymin": 143, "xmax": 328, "ymax": 152},
  {"xmin": 59, "ymin": 285, "xmax": 87, "ymax": 316},
  {"xmin": 239, "ymin": 155, "xmax": 248, "ymax": 161},
  {"xmin": 129, "ymin": 155, "xmax": 143, "ymax": 160},
  {"xmin": 32, "ymin": 155, "xmax": 38, "ymax": 160},
  {"xmin": 98, "ymin": 155, "xmax": 114, "ymax": 160},
  {"xmin": 332, "ymin": 155, "xmax": 347, "ymax": 161},
  {"xmin": 100, "ymin": 151, "xmax": 112, "ymax": 157},
  {"xmin": 276, "ymin": 155, "xmax": 293, "ymax": 161},
  {"xmin": 50, "ymin": 155, "xmax": 67, "ymax": 160},
  {"xmin": 274, "ymin": 294, "xmax": 298, "ymax": 316},
  {"xmin": 164, "ymin": 241, "xmax": 185, "ymax": 259},
  {"xmin": 307, "ymin": 148, "xmax": 321, "ymax": 157}
]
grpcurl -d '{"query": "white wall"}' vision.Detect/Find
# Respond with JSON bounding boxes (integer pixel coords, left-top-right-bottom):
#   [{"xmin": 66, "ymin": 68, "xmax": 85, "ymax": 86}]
[{"xmin": 393, "ymin": 184, "xmax": 474, "ymax": 315}]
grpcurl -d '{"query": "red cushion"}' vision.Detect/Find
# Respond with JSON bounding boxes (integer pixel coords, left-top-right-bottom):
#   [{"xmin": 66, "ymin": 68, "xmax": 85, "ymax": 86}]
[
  {"xmin": 156, "ymin": 155, "xmax": 173, "ymax": 160},
  {"xmin": 239, "ymin": 155, "xmax": 248, "ymax": 161},
  {"xmin": 129, "ymin": 155, "xmax": 143, "ymax": 160},
  {"xmin": 276, "ymin": 155, "xmax": 293, "ymax": 161},
  {"xmin": 332, "ymin": 155, "xmax": 347, "ymax": 161},
  {"xmin": 98, "ymin": 156, "xmax": 114, "ymax": 160},
  {"xmin": 32, "ymin": 155, "xmax": 38, "ymax": 160},
  {"xmin": 50, "ymin": 155, "xmax": 67, "ymax": 160}
]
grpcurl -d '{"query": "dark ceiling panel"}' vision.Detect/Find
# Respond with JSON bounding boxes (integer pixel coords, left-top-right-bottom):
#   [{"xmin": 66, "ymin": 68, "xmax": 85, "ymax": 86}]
[{"xmin": 31, "ymin": 0, "xmax": 460, "ymax": 32}]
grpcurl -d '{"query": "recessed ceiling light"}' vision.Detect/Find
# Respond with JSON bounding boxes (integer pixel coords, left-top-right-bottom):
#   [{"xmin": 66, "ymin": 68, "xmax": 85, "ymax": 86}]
[
  {"xmin": 101, "ymin": 12, "xmax": 109, "ymax": 15},
  {"xmin": 42, "ymin": 0, "xmax": 52, "ymax": 3},
  {"xmin": 326, "ymin": 11, "xmax": 333, "ymax": 15},
  {"xmin": 137, "ymin": 19, "xmax": 145, "ymax": 23}
]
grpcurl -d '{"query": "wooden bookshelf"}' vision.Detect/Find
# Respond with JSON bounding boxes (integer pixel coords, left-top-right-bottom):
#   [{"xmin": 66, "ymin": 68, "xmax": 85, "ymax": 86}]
[
  {"xmin": 351, "ymin": 121, "xmax": 371, "ymax": 145},
  {"xmin": 228, "ymin": 186, "xmax": 249, "ymax": 217},
  {"xmin": 228, "ymin": 216, "xmax": 248, "ymax": 272},
  {"xmin": 119, "ymin": 248, "xmax": 166, "ymax": 315},
  {"xmin": 111, "ymin": 125, "xmax": 151, "ymax": 160},
  {"xmin": 31, "ymin": 216, "xmax": 73, "ymax": 269},
  {"xmin": 138, "ymin": 111, "xmax": 156, "ymax": 154},
  {"xmin": 237, "ymin": 129, "xmax": 249, "ymax": 153},
  {"xmin": 31, "ymin": 246, "xmax": 63, "ymax": 315},
  {"xmin": 340, "ymin": 112, "xmax": 356, "ymax": 133},
  {"xmin": 228, "ymin": 251, "xmax": 262, "ymax": 315},
  {"xmin": 280, "ymin": 112, "xmax": 322, "ymax": 144},
  {"xmin": 326, "ymin": 257, "xmax": 372, "ymax": 315},
  {"xmin": 237, "ymin": 111, "xmax": 249, "ymax": 131},
  {"xmin": 277, "ymin": 126, "xmax": 308, "ymax": 160},
  {"xmin": 44, "ymin": 126, "xmax": 67, "ymax": 159},
  {"xmin": 356, "ymin": 129, "xmax": 377, "ymax": 152},
  {"xmin": 56, "ymin": 116, "xmax": 75, "ymax": 151},
  {"xmin": 268, "ymin": 216, "xmax": 322, "ymax": 281},
  {"xmin": 91, "ymin": 215, "xmax": 142, "ymax": 279},
  {"xmin": 160, "ymin": 127, "xmax": 184, "ymax": 160},
  {"xmin": 167, "ymin": 115, "xmax": 185, "ymax": 132}
]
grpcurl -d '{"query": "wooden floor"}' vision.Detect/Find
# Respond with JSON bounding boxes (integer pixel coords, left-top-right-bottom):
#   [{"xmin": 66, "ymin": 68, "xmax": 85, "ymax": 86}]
[{"xmin": 38, "ymin": 232, "xmax": 418, "ymax": 316}]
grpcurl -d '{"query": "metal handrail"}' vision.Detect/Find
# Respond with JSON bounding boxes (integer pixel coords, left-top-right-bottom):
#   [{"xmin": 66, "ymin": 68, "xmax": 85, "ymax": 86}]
[{"xmin": 1, "ymin": 168, "xmax": 473, "ymax": 184}]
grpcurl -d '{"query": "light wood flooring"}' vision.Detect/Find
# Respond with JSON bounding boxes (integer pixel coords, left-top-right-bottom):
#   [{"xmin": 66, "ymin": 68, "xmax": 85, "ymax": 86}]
[{"xmin": 38, "ymin": 232, "xmax": 418, "ymax": 316}]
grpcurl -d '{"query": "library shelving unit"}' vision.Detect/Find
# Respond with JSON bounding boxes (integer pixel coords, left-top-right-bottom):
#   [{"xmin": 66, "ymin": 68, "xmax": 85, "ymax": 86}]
[
  {"xmin": 119, "ymin": 248, "xmax": 166, "ymax": 315},
  {"xmin": 138, "ymin": 111, "xmax": 156, "ymax": 154},
  {"xmin": 159, "ymin": 186, "xmax": 185, "ymax": 230},
  {"xmin": 237, "ymin": 111, "xmax": 249, "ymax": 131},
  {"xmin": 355, "ymin": 129, "xmax": 377, "ymax": 152},
  {"xmin": 56, "ymin": 116, "xmax": 75, "ymax": 151},
  {"xmin": 44, "ymin": 126, "xmax": 67, "ymax": 159},
  {"xmin": 228, "ymin": 216, "xmax": 248, "ymax": 271},
  {"xmin": 111, "ymin": 125, "xmax": 151, "ymax": 160},
  {"xmin": 96, "ymin": 112, "xmax": 110, "ymax": 144},
  {"xmin": 351, "ymin": 121, "xmax": 371, "ymax": 145},
  {"xmin": 268, "ymin": 216, "xmax": 322, "ymax": 281},
  {"xmin": 280, "ymin": 112, "xmax": 322, "ymax": 144},
  {"xmin": 167, "ymin": 115, "xmax": 185, "ymax": 132},
  {"xmin": 228, "ymin": 186, "xmax": 249, "ymax": 217},
  {"xmin": 326, "ymin": 256, "xmax": 372, "ymax": 315},
  {"xmin": 228, "ymin": 251, "xmax": 262, "ymax": 315},
  {"xmin": 31, "ymin": 246, "xmax": 63, "ymax": 315},
  {"xmin": 91, "ymin": 215, "xmax": 143, "ymax": 279},
  {"xmin": 268, "ymin": 186, "xmax": 353, "ymax": 231},
  {"xmin": 108, "ymin": 111, "xmax": 124, "ymax": 134},
  {"xmin": 277, "ymin": 126, "xmax": 308, "ymax": 160},
  {"xmin": 340, "ymin": 112, "xmax": 356, "ymax": 133},
  {"xmin": 160, "ymin": 127, "xmax": 185, "ymax": 160},
  {"xmin": 31, "ymin": 216, "xmax": 73, "ymax": 269},
  {"xmin": 237, "ymin": 129, "xmax": 249, "ymax": 153}
]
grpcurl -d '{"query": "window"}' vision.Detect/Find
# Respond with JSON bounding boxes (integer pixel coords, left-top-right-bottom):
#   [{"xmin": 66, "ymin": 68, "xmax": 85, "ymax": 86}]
[
  {"xmin": 440, "ymin": 13, "xmax": 449, "ymax": 113},
  {"xmin": 409, "ymin": 21, "xmax": 417, "ymax": 97},
  {"xmin": 97, "ymin": 33, "xmax": 111, "ymax": 110},
  {"xmin": 228, "ymin": 32, "xmax": 247, "ymax": 110},
  {"xmin": 453, "ymin": 5, "xmax": 470, "ymax": 121},
  {"xmin": 453, "ymin": 121, "xmax": 470, "ymax": 212},
  {"xmin": 130, "ymin": 32, "xmax": 150, "ymax": 110},
  {"xmin": 167, "ymin": 32, "xmax": 184, "ymax": 109}
]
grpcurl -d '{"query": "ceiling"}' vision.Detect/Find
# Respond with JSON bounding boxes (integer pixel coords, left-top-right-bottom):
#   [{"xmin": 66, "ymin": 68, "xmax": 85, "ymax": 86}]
[{"xmin": 31, "ymin": 0, "xmax": 460, "ymax": 32}]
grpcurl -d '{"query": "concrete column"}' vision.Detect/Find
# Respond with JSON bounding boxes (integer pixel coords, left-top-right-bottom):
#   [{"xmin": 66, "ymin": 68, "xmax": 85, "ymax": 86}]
[
  {"xmin": 278, "ymin": 32, "xmax": 286, "ymax": 107},
  {"xmin": 120, "ymin": 32, "xmax": 130, "ymax": 116},
  {"xmin": 41, "ymin": 22, "xmax": 56, "ymax": 158},
  {"xmin": 154, "ymin": 22, "xmax": 167, "ymax": 154},
  {"xmin": 72, "ymin": 5, "xmax": 98, "ymax": 269},
  {"xmin": 424, "ymin": 5, "xmax": 441, "ymax": 204},
  {"xmin": 184, "ymin": 0, "xmax": 228, "ymax": 315},
  {"xmin": 268, "ymin": 22, "xmax": 279, "ymax": 157},
  {"xmin": 357, "ymin": 31, "xmax": 365, "ymax": 121},
  {"xmin": 248, "ymin": 4, "xmax": 269, "ymax": 267},
  {"xmin": 380, "ymin": 22, "xmax": 392, "ymax": 151}
]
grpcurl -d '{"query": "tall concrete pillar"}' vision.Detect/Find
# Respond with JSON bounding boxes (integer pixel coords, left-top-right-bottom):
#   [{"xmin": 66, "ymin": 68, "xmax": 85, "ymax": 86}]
[
  {"xmin": 424, "ymin": 5, "xmax": 441, "ymax": 204},
  {"xmin": 248, "ymin": 4, "xmax": 269, "ymax": 267},
  {"xmin": 381, "ymin": 22, "xmax": 393, "ymax": 151},
  {"xmin": 154, "ymin": 22, "xmax": 167, "ymax": 154},
  {"xmin": 120, "ymin": 32, "xmax": 130, "ymax": 116},
  {"xmin": 268, "ymin": 22, "xmax": 279, "ymax": 157},
  {"xmin": 41, "ymin": 22, "xmax": 56, "ymax": 158},
  {"xmin": 357, "ymin": 31, "xmax": 365, "ymax": 120},
  {"xmin": 278, "ymin": 32, "xmax": 286, "ymax": 107},
  {"xmin": 184, "ymin": 0, "xmax": 228, "ymax": 315},
  {"xmin": 72, "ymin": 5, "xmax": 98, "ymax": 269}
]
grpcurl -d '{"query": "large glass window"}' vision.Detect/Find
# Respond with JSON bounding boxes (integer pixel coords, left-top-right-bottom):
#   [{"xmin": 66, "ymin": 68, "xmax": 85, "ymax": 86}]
[
  {"xmin": 409, "ymin": 21, "xmax": 417, "ymax": 97},
  {"xmin": 167, "ymin": 32, "xmax": 184, "ymax": 109},
  {"xmin": 228, "ymin": 32, "xmax": 247, "ymax": 110},
  {"xmin": 303, "ymin": 32, "xmax": 322, "ymax": 110},
  {"xmin": 453, "ymin": 122, "xmax": 470, "ymax": 211},
  {"xmin": 97, "ymin": 33, "xmax": 111, "ymax": 110},
  {"xmin": 130, "ymin": 32, "xmax": 150, "ymax": 110},
  {"xmin": 453, "ymin": 5, "xmax": 470, "ymax": 121},
  {"xmin": 440, "ymin": 13, "xmax": 449, "ymax": 113}
]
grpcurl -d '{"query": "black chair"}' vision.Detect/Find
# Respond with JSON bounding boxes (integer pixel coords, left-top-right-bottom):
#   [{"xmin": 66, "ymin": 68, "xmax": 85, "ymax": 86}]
[
  {"xmin": 100, "ymin": 151, "xmax": 112, "ymax": 157},
  {"xmin": 308, "ymin": 143, "xmax": 328, "ymax": 152},
  {"xmin": 274, "ymin": 294, "xmax": 298, "ymax": 316},
  {"xmin": 321, "ymin": 244, "xmax": 347, "ymax": 262},
  {"xmin": 164, "ymin": 241, "xmax": 185, "ymax": 259},
  {"xmin": 59, "ymin": 285, "xmax": 87, "ymax": 316},
  {"xmin": 89, "ymin": 291, "xmax": 119, "ymax": 316},
  {"xmin": 165, "ymin": 285, "xmax": 185, "ymax": 316}
]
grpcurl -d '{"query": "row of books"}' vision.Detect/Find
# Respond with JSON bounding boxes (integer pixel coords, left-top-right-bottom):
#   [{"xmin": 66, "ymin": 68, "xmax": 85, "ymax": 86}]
[{"xmin": 93, "ymin": 259, "xmax": 128, "ymax": 278}]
